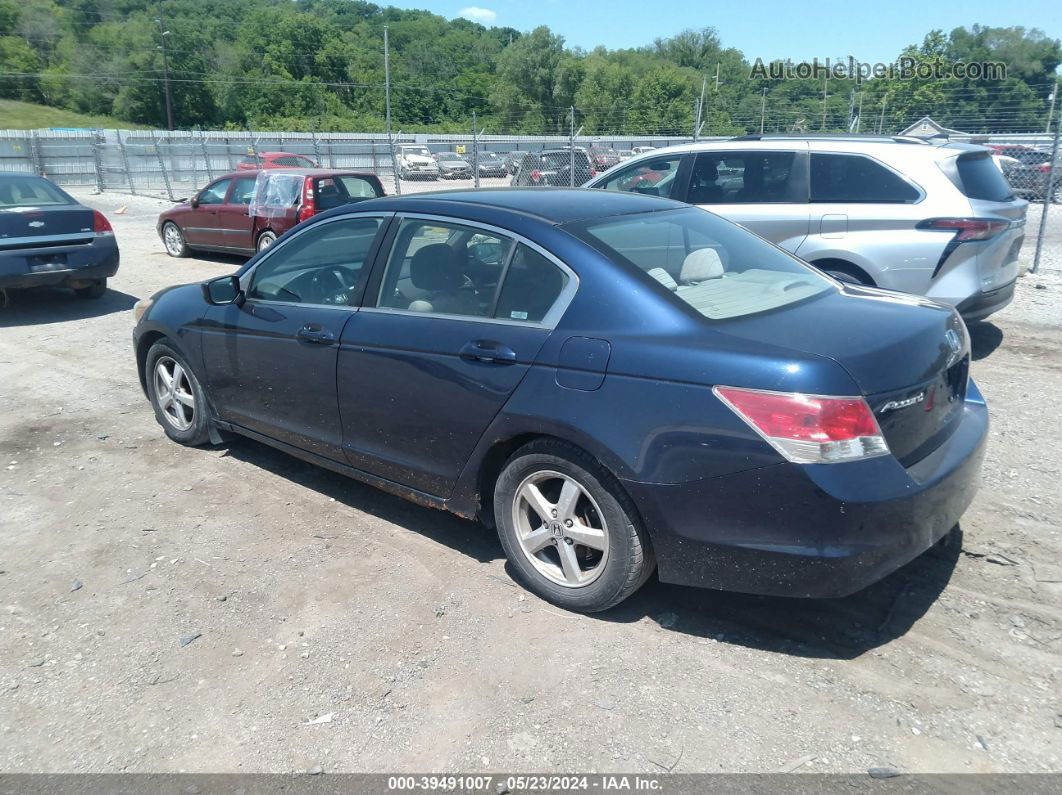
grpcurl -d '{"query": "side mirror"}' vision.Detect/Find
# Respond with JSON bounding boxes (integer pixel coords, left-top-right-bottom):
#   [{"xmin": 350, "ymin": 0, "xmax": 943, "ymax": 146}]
[
  {"xmin": 202, "ymin": 274, "xmax": 243, "ymax": 306},
  {"xmin": 190, "ymin": 194, "xmax": 200, "ymax": 208}
]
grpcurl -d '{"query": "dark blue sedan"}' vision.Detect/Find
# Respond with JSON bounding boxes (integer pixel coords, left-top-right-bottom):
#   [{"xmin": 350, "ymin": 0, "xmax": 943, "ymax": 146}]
[
  {"xmin": 0, "ymin": 173, "xmax": 117, "ymax": 298},
  {"xmin": 132, "ymin": 189, "xmax": 986, "ymax": 612}
]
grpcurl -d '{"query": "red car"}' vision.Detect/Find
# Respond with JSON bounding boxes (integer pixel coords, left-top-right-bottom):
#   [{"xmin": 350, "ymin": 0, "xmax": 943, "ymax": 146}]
[
  {"xmin": 158, "ymin": 169, "xmax": 385, "ymax": 257},
  {"xmin": 236, "ymin": 151, "xmax": 320, "ymax": 171}
]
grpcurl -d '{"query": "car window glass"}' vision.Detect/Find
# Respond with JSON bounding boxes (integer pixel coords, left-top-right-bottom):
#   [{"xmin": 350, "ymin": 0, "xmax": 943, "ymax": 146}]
[
  {"xmin": 337, "ymin": 175, "xmax": 380, "ymax": 198},
  {"xmin": 494, "ymin": 244, "xmax": 569, "ymax": 323},
  {"xmin": 295, "ymin": 156, "xmax": 316, "ymax": 167},
  {"xmin": 0, "ymin": 176, "xmax": 73, "ymax": 207},
  {"xmin": 377, "ymin": 219, "xmax": 512, "ymax": 318},
  {"xmin": 198, "ymin": 179, "xmax": 231, "ymax": 205},
  {"xmin": 599, "ymin": 156, "xmax": 683, "ymax": 198},
  {"xmin": 689, "ymin": 152, "xmax": 794, "ymax": 204},
  {"xmin": 810, "ymin": 153, "xmax": 919, "ymax": 203},
  {"xmin": 247, "ymin": 217, "xmax": 382, "ymax": 306},
  {"xmin": 230, "ymin": 177, "xmax": 257, "ymax": 205},
  {"xmin": 567, "ymin": 207, "xmax": 831, "ymax": 320}
]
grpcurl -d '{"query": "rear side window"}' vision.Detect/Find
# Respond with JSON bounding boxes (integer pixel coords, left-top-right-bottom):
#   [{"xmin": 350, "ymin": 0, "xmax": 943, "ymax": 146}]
[
  {"xmin": 811, "ymin": 153, "xmax": 919, "ymax": 203},
  {"xmin": 953, "ymin": 153, "xmax": 1015, "ymax": 202},
  {"xmin": 689, "ymin": 151, "xmax": 796, "ymax": 204},
  {"xmin": 0, "ymin": 176, "xmax": 73, "ymax": 207},
  {"xmin": 495, "ymin": 244, "xmax": 569, "ymax": 322},
  {"xmin": 230, "ymin": 177, "xmax": 257, "ymax": 205}
]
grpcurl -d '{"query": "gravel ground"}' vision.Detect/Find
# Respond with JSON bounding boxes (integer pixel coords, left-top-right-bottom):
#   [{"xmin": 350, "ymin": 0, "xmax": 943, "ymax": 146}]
[{"xmin": 0, "ymin": 189, "xmax": 1060, "ymax": 775}]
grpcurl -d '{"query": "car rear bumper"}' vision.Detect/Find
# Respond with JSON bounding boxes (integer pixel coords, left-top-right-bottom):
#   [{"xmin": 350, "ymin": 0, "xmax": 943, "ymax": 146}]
[
  {"xmin": 622, "ymin": 381, "xmax": 988, "ymax": 598},
  {"xmin": 956, "ymin": 278, "xmax": 1016, "ymax": 321},
  {"xmin": 0, "ymin": 241, "xmax": 119, "ymax": 289}
]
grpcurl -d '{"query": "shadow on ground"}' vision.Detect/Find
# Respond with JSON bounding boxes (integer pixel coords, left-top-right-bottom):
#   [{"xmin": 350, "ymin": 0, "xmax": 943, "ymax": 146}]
[
  {"xmin": 216, "ymin": 435, "xmax": 959, "ymax": 661},
  {"xmin": 968, "ymin": 321, "xmax": 1004, "ymax": 360},
  {"xmin": 0, "ymin": 286, "xmax": 138, "ymax": 326}
]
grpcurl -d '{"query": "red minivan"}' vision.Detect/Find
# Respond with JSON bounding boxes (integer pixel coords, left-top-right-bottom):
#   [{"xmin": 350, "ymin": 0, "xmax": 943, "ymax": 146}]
[{"xmin": 157, "ymin": 169, "xmax": 385, "ymax": 257}]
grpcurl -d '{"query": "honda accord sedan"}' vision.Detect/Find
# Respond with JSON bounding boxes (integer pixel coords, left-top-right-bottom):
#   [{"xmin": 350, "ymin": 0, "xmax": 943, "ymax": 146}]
[
  {"xmin": 1, "ymin": 173, "xmax": 117, "ymax": 298},
  {"xmin": 132, "ymin": 189, "xmax": 986, "ymax": 612}
]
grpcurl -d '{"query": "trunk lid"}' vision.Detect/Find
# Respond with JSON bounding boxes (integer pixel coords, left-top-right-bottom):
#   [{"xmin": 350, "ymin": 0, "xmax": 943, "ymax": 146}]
[
  {"xmin": 0, "ymin": 204, "xmax": 95, "ymax": 249},
  {"xmin": 719, "ymin": 286, "xmax": 970, "ymax": 465}
]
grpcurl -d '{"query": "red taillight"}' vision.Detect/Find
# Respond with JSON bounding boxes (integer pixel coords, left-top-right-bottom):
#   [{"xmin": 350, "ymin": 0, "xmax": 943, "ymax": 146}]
[
  {"xmin": 714, "ymin": 386, "xmax": 889, "ymax": 464},
  {"xmin": 1039, "ymin": 163, "xmax": 1052, "ymax": 173},
  {"xmin": 93, "ymin": 210, "xmax": 113, "ymax": 235},
  {"xmin": 530, "ymin": 169, "xmax": 542, "ymax": 183},
  {"xmin": 297, "ymin": 177, "xmax": 316, "ymax": 223},
  {"xmin": 917, "ymin": 217, "xmax": 1009, "ymax": 241}
]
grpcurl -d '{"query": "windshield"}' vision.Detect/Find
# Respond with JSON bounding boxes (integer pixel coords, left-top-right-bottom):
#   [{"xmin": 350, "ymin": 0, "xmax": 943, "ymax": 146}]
[
  {"xmin": 0, "ymin": 176, "xmax": 74, "ymax": 208},
  {"xmin": 565, "ymin": 207, "xmax": 833, "ymax": 320}
]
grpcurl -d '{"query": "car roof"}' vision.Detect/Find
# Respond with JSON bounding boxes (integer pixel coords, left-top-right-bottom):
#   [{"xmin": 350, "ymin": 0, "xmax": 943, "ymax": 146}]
[
  {"xmin": 213, "ymin": 168, "xmax": 380, "ymax": 180},
  {"xmin": 323, "ymin": 187, "xmax": 683, "ymax": 225}
]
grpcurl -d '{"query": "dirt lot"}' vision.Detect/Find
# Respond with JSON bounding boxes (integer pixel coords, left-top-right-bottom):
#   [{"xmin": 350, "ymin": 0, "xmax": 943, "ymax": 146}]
[{"xmin": 1, "ymin": 189, "xmax": 1061, "ymax": 775}]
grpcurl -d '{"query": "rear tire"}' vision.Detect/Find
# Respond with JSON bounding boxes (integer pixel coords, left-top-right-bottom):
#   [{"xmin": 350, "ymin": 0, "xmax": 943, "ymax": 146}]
[
  {"xmin": 256, "ymin": 230, "xmax": 277, "ymax": 252},
  {"xmin": 145, "ymin": 341, "xmax": 212, "ymax": 447},
  {"xmin": 493, "ymin": 439, "xmax": 654, "ymax": 612},
  {"xmin": 74, "ymin": 279, "xmax": 107, "ymax": 299}
]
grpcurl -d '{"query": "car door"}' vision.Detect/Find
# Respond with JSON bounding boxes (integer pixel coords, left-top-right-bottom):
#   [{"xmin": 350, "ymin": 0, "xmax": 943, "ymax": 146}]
[
  {"xmin": 337, "ymin": 216, "xmax": 576, "ymax": 497},
  {"xmin": 682, "ymin": 149, "xmax": 810, "ymax": 252},
  {"xmin": 185, "ymin": 177, "xmax": 231, "ymax": 247},
  {"xmin": 200, "ymin": 213, "xmax": 390, "ymax": 460},
  {"xmin": 212, "ymin": 175, "xmax": 258, "ymax": 253}
]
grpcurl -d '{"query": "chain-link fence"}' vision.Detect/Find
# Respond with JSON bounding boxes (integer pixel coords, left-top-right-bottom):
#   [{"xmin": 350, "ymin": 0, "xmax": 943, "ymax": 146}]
[{"xmin": 1, "ymin": 125, "xmax": 1058, "ymax": 272}]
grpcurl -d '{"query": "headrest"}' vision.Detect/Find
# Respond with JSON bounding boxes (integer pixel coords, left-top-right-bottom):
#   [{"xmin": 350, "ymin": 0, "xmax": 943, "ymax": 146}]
[
  {"xmin": 410, "ymin": 244, "xmax": 463, "ymax": 291},
  {"xmin": 680, "ymin": 248, "xmax": 724, "ymax": 283},
  {"xmin": 647, "ymin": 267, "xmax": 677, "ymax": 291}
]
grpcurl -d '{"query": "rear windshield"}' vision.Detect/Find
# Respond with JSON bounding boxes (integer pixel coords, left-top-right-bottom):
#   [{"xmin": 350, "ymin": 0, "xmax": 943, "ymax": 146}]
[
  {"xmin": 566, "ymin": 207, "xmax": 832, "ymax": 320},
  {"xmin": 952, "ymin": 153, "xmax": 1015, "ymax": 202},
  {"xmin": 0, "ymin": 175, "xmax": 74, "ymax": 208}
]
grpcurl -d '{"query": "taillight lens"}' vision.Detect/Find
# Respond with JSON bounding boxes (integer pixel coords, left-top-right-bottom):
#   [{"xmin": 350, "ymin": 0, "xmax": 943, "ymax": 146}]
[
  {"xmin": 917, "ymin": 217, "xmax": 1009, "ymax": 241},
  {"xmin": 93, "ymin": 210, "xmax": 113, "ymax": 235},
  {"xmin": 530, "ymin": 169, "xmax": 542, "ymax": 183},
  {"xmin": 297, "ymin": 178, "xmax": 316, "ymax": 223},
  {"xmin": 714, "ymin": 386, "xmax": 889, "ymax": 464},
  {"xmin": 1039, "ymin": 163, "xmax": 1052, "ymax": 173}
]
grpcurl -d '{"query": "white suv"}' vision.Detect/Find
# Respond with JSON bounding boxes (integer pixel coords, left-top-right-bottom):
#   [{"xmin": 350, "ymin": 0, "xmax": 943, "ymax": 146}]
[{"xmin": 585, "ymin": 135, "xmax": 1029, "ymax": 321}]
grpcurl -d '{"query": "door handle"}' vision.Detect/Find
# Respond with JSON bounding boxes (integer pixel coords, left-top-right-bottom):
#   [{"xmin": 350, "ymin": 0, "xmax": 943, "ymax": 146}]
[
  {"xmin": 296, "ymin": 325, "xmax": 335, "ymax": 345},
  {"xmin": 459, "ymin": 340, "xmax": 516, "ymax": 364}
]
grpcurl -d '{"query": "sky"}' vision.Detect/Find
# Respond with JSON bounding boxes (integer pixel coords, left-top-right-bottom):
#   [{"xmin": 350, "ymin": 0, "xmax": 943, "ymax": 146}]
[{"xmin": 381, "ymin": 0, "xmax": 1062, "ymax": 66}]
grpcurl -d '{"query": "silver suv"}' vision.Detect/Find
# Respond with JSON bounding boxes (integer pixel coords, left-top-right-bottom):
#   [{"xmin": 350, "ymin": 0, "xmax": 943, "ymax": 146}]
[{"xmin": 585, "ymin": 135, "xmax": 1028, "ymax": 321}]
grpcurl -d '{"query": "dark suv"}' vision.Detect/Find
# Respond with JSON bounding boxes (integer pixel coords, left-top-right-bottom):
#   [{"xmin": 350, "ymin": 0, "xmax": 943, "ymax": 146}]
[{"xmin": 511, "ymin": 150, "xmax": 595, "ymax": 187}]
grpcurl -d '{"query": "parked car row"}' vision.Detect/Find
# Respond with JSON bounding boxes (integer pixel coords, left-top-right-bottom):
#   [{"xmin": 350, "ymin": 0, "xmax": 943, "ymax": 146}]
[{"xmin": 990, "ymin": 144, "xmax": 1061, "ymax": 204}]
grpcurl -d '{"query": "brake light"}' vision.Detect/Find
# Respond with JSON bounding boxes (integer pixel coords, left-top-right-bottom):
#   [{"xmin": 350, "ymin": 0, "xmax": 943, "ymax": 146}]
[
  {"xmin": 1039, "ymin": 163, "xmax": 1052, "ymax": 173},
  {"xmin": 714, "ymin": 386, "xmax": 889, "ymax": 464},
  {"xmin": 917, "ymin": 217, "xmax": 1009, "ymax": 241},
  {"xmin": 93, "ymin": 210, "xmax": 113, "ymax": 236},
  {"xmin": 297, "ymin": 177, "xmax": 316, "ymax": 223},
  {"xmin": 530, "ymin": 169, "xmax": 542, "ymax": 183}
]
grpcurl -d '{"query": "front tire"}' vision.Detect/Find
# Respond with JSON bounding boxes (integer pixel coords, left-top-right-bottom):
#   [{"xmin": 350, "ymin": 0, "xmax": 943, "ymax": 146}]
[
  {"xmin": 493, "ymin": 439, "xmax": 654, "ymax": 612},
  {"xmin": 145, "ymin": 341, "xmax": 212, "ymax": 446},
  {"xmin": 162, "ymin": 222, "xmax": 188, "ymax": 258}
]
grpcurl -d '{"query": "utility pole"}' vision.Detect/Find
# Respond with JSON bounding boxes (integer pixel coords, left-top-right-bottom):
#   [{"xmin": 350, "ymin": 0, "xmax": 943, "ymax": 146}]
[
  {"xmin": 879, "ymin": 96, "xmax": 888, "ymax": 134},
  {"xmin": 693, "ymin": 76, "xmax": 706, "ymax": 142},
  {"xmin": 1047, "ymin": 78, "xmax": 1059, "ymax": 135},
  {"xmin": 847, "ymin": 88, "xmax": 856, "ymax": 132},
  {"xmin": 156, "ymin": 17, "xmax": 174, "ymax": 131},
  {"xmin": 760, "ymin": 87, "xmax": 767, "ymax": 134},
  {"xmin": 383, "ymin": 25, "xmax": 399, "ymax": 195},
  {"xmin": 856, "ymin": 91, "xmax": 864, "ymax": 133},
  {"xmin": 821, "ymin": 76, "xmax": 829, "ymax": 130}
]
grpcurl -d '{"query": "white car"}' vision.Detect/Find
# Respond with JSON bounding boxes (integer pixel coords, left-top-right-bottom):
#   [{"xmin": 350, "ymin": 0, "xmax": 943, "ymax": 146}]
[{"xmin": 396, "ymin": 145, "xmax": 440, "ymax": 181}]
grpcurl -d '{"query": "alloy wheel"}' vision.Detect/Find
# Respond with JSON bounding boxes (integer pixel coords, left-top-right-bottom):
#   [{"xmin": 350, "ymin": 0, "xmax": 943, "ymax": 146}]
[
  {"xmin": 163, "ymin": 224, "xmax": 184, "ymax": 256},
  {"xmin": 511, "ymin": 470, "xmax": 610, "ymax": 588},
  {"xmin": 153, "ymin": 356, "xmax": 195, "ymax": 432}
]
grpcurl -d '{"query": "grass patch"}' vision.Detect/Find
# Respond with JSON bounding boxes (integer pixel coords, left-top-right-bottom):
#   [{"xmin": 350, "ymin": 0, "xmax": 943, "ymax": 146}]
[{"xmin": 0, "ymin": 99, "xmax": 149, "ymax": 130}]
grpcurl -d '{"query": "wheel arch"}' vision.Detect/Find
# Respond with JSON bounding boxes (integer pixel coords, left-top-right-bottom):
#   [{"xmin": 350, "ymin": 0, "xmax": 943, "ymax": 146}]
[{"xmin": 809, "ymin": 257, "xmax": 876, "ymax": 286}]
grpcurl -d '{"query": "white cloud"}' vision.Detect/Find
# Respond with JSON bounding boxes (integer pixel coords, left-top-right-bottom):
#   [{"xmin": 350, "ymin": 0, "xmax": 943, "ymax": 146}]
[{"xmin": 459, "ymin": 6, "xmax": 497, "ymax": 23}]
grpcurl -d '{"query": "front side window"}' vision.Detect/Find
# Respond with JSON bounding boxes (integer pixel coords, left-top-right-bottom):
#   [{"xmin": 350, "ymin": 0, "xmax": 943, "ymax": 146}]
[
  {"xmin": 198, "ymin": 179, "xmax": 231, "ymax": 205},
  {"xmin": 247, "ymin": 216, "xmax": 382, "ymax": 306},
  {"xmin": 566, "ymin": 207, "xmax": 831, "ymax": 320},
  {"xmin": 597, "ymin": 155, "xmax": 683, "ymax": 198},
  {"xmin": 689, "ymin": 151, "xmax": 796, "ymax": 204},
  {"xmin": 811, "ymin": 153, "xmax": 919, "ymax": 203}
]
